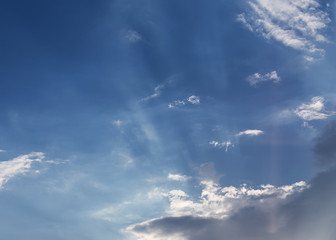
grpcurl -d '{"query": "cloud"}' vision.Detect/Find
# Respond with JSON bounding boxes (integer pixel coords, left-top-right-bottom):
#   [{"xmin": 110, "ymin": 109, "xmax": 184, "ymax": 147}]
[
  {"xmin": 0, "ymin": 152, "xmax": 45, "ymax": 189},
  {"xmin": 236, "ymin": 129, "xmax": 264, "ymax": 136},
  {"xmin": 126, "ymin": 119, "xmax": 336, "ymax": 240},
  {"xmin": 247, "ymin": 71, "xmax": 280, "ymax": 86},
  {"xmin": 161, "ymin": 180, "xmax": 307, "ymax": 218},
  {"xmin": 126, "ymin": 167, "xmax": 336, "ymax": 240},
  {"xmin": 124, "ymin": 29, "xmax": 142, "ymax": 43},
  {"xmin": 313, "ymin": 121, "xmax": 336, "ymax": 166},
  {"xmin": 139, "ymin": 85, "xmax": 165, "ymax": 103},
  {"xmin": 126, "ymin": 178, "xmax": 309, "ymax": 240},
  {"xmin": 0, "ymin": 149, "xmax": 5, "ymax": 153},
  {"xmin": 187, "ymin": 95, "xmax": 200, "ymax": 104},
  {"xmin": 294, "ymin": 96, "xmax": 334, "ymax": 121},
  {"xmin": 238, "ymin": 0, "xmax": 331, "ymax": 59},
  {"xmin": 112, "ymin": 120, "xmax": 123, "ymax": 127},
  {"xmin": 168, "ymin": 173, "xmax": 192, "ymax": 182},
  {"xmin": 209, "ymin": 140, "xmax": 233, "ymax": 152},
  {"xmin": 168, "ymin": 95, "xmax": 200, "ymax": 108}
]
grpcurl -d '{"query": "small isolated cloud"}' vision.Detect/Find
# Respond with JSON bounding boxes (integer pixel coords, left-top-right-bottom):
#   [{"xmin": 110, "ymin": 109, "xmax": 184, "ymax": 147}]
[
  {"xmin": 0, "ymin": 149, "xmax": 5, "ymax": 153},
  {"xmin": 209, "ymin": 140, "xmax": 233, "ymax": 152},
  {"xmin": 187, "ymin": 95, "xmax": 200, "ymax": 104},
  {"xmin": 112, "ymin": 120, "xmax": 123, "ymax": 127},
  {"xmin": 124, "ymin": 29, "xmax": 142, "ymax": 43},
  {"xmin": 139, "ymin": 85, "xmax": 165, "ymax": 103},
  {"xmin": 236, "ymin": 129, "xmax": 264, "ymax": 137},
  {"xmin": 238, "ymin": 0, "xmax": 331, "ymax": 60},
  {"xmin": 247, "ymin": 71, "xmax": 280, "ymax": 86},
  {"xmin": 294, "ymin": 96, "xmax": 334, "ymax": 121},
  {"xmin": 168, "ymin": 173, "xmax": 191, "ymax": 182},
  {"xmin": 0, "ymin": 152, "xmax": 45, "ymax": 189},
  {"xmin": 168, "ymin": 95, "xmax": 200, "ymax": 108}
]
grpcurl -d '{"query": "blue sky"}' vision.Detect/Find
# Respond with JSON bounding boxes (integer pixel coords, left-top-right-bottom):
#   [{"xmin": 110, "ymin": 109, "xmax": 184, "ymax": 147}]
[{"xmin": 1, "ymin": 0, "xmax": 336, "ymax": 239}]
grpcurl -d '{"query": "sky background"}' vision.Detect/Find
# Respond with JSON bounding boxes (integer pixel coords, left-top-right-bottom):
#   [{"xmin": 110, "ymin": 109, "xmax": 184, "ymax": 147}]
[{"xmin": 0, "ymin": 0, "xmax": 336, "ymax": 239}]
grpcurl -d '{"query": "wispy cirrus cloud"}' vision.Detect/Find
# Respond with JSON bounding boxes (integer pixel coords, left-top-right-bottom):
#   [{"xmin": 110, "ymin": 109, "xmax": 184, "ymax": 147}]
[
  {"xmin": 168, "ymin": 95, "xmax": 200, "ymax": 108},
  {"xmin": 247, "ymin": 71, "xmax": 280, "ymax": 86},
  {"xmin": 209, "ymin": 140, "xmax": 233, "ymax": 152},
  {"xmin": 294, "ymin": 96, "xmax": 334, "ymax": 121},
  {"xmin": 168, "ymin": 173, "xmax": 192, "ymax": 182},
  {"xmin": 236, "ymin": 129, "xmax": 264, "ymax": 136},
  {"xmin": 238, "ymin": 0, "xmax": 331, "ymax": 59},
  {"xmin": 0, "ymin": 152, "xmax": 45, "ymax": 189},
  {"xmin": 139, "ymin": 84, "xmax": 165, "ymax": 103}
]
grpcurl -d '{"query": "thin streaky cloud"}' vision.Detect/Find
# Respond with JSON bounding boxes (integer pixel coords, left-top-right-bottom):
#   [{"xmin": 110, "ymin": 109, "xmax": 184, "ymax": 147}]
[
  {"xmin": 236, "ymin": 129, "xmax": 264, "ymax": 136},
  {"xmin": 238, "ymin": 0, "xmax": 331, "ymax": 60},
  {"xmin": 168, "ymin": 173, "xmax": 191, "ymax": 182},
  {"xmin": 294, "ymin": 96, "xmax": 334, "ymax": 121},
  {"xmin": 139, "ymin": 84, "xmax": 165, "ymax": 103},
  {"xmin": 0, "ymin": 152, "xmax": 45, "ymax": 189},
  {"xmin": 209, "ymin": 140, "xmax": 233, "ymax": 152}
]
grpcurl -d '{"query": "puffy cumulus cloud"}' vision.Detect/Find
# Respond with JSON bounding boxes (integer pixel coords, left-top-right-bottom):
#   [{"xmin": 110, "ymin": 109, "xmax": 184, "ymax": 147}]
[
  {"xmin": 247, "ymin": 71, "xmax": 281, "ymax": 86},
  {"xmin": 0, "ymin": 152, "xmax": 45, "ymax": 189},
  {"xmin": 139, "ymin": 84, "xmax": 165, "ymax": 103},
  {"xmin": 168, "ymin": 95, "xmax": 200, "ymax": 108},
  {"xmin": 314, "ymin": 121, "xmax": 336, "ymax": 166},
  {"xmin": 236, "ymin": 129, "xmax": 264, "ymax": 136},
  {"xmin": 126, "ymin": 178, "xmax": 313, "ymax": 240},
  {"xmin": 162, "ymin": 180, "xmax": 307, "ymax": 218},
  {"xmin": 238, "ymin": 0, "xmax": 331, "ymax": 59},
  {"xmin": 168, "ymin": 173, "xmax": 191, "ymax": 182},
  {"xmin": 209, "ymin": 140, "xmax": 233, "ymax": 152},
  {"xmin": 294, "ymin": 96, "xmax": 334, "ymax": 121}
]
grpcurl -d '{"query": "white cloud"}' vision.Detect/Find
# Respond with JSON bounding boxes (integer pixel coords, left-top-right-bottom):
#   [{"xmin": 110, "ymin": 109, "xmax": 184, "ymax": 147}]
[
  {"xmin": 168, "ymin": 173, "xmax": 191, "ymax": 182},
  {"xmin": 0, "ymin": 149, "xmax": 5, "ymax": 153},
  {"xmin": 247, "ymin": 71, "xmax": 280, "ymax": 86},
  {"xmin": 124, "ymin": 29, "xmax": 142, "ymax": 43},
  {"xmin": 112, "ymin": 120, "xmax": 123, "ymax": 127},
  {"xmin": 236, "ymin": 129, "xmax": 264, "ymax": 136},
  {"xmin": 126, "ymin": 179, "xmax": 308, "ymax": 239},
  {"xmin": 238, "ymin": 0, "xmax": 331, "ymax": 59},
  {"xmin": 294, "ymin": 96, "xmax": 334, "ymax": 121},
  {"xmin": 209, "ymin": 141, "xmax": 233, "ymax": 152},
  {"xmin": 163, "ymin": 180, "xmax": 307, "ymax": 218},
  {"xmin": 0, "ymin": 152, "xmax": 45, "ymax": 189},
  {"xmin": 169, "ymin": 95, "xmax": 200, "ymax": 108},
  {"xmin": 187, "ymin": 95, "xmax": 200, "ymax": 104},
  {"xmin": 139, "ymin": 84, "xmax": 165, "ymax": 103}
]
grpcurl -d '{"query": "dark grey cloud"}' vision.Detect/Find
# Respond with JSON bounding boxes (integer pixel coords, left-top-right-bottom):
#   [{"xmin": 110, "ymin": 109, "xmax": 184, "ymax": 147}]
[
  {"xmin": 127, "ymin": 167, "xmax": 336, "ymax": 240},
  {"xmin": 314, "ymin": 121, "xmax": 336, "ymax": 166}
]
